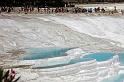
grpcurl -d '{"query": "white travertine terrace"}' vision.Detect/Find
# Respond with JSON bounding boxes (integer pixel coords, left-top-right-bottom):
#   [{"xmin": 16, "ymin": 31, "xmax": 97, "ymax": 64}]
[
  {"xmin": 10, "ymin": 49, "xmax": 120, "ymax": 82},
  {"xmin": 0, "ymin": 14, "xmax": 124, "ymax": 82}
]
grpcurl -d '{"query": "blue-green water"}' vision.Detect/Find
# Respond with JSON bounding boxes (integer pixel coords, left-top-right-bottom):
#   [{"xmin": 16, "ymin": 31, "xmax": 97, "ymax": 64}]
[
  {"xmin": 83, "ymin": 52, "xmax": 114, "ymax": 62},
  {"xmin": 20, "ymin": 47, "xmax": 73, "ymax": 60},
  {"xmin": 118, "ymin": 53, "xmax": 124, "ymax": 65},
  {"xmin": 20, "ymin": 47, "xmax": 124, "ymax": 82},
  {"xmin": 99, "ymin": 52, "xmax": 124, "ymax": 82},
  {"xmin": 83, "ymin": 52, "xmax": 124, "ymax": 82}
]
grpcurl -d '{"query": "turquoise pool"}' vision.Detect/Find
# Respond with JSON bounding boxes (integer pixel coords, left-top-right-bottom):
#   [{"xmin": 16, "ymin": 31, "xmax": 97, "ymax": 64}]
[
  {"xmin": 20, "ymin": 47, "xmax": 73, "ymax": 60},
  {"xmin": 118, "ymin": 53, "xmax": 124, "ymax": 65},
  {"xmin": 83, "ymin": 52, "xmax": 124, "ymax": 82},
  {"xmin": 100, "ymin": 52, "xmax": 124, "ymax": 82},
  {"xmin": 83, "ymin": 52, "xmax": 114, "ymax": 62},
  {"xmin": 20, "ymin": 47, "xmax": 124, "ymax": 82}
]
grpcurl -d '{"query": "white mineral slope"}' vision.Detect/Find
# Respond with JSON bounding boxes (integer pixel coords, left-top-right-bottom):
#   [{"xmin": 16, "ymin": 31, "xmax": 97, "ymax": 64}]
[
  {"xmin": 0, "ymin": 14, "xmax": 123, "ymax": 54},
  {"xmin": 49, "ymin": 15, "xmax": 124, "ymax": 47}
]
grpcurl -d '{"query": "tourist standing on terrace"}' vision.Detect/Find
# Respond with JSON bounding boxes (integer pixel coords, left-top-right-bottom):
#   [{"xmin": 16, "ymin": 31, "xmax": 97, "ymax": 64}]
[
  {"xmin": 0, "ymin": 7, "xmax": 1, "ymax": 14},
  {"xmin": 101, "ymin": 8, "xmax": 105, "ymax": 13},
  {"xmin": 121, "ymin": 10, "xmax": 124, "ymax": 15}
]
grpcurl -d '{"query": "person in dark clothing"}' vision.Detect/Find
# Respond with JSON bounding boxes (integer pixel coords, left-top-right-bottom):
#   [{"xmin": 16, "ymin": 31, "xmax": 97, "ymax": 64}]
[
  {"xmin": 101, "ymin": 8, "xmax": 105, "ymax": 13},
  {"xmin": 121, "ymin": 10, "xmax": 124, "ymax": 15},
  {"xmin": 7, "ymin": 7, "xmax": 11, "ymax": 13}
]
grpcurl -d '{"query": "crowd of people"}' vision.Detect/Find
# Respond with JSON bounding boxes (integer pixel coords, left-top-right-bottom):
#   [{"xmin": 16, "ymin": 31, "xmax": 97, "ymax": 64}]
[
  {"xmin": 0, "ymin": 7, "xmax": 13, "ymax": 13},
  {"xmin": 0, "ymin": 6, "xmax": 124, "ymax": 15}
]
